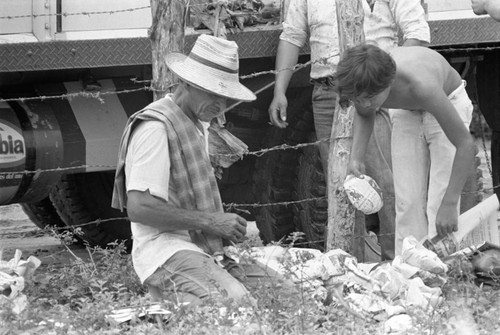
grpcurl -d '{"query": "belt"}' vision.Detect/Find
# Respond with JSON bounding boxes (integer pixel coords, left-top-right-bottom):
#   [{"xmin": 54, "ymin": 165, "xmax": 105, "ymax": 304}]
[{"xmin": 310, "ymin": 76, "xmax": 335, "ymax": 87}]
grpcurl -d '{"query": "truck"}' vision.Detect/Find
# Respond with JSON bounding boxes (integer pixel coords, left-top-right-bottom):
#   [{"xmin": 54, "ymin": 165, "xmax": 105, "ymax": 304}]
[{"xmin": 0, "ymin": 0, "xmax": 495, "ymax": 252}]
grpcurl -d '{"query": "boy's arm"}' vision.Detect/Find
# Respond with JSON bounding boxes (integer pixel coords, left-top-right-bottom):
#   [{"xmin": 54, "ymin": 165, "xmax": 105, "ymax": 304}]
[
  {"xmin": 348, "ymin": 107, "xmax": 375, "ymax": 177},
  {"xmin": 127, "ymin": 190, "xmax": 247, "ymax": 243},
  {"xmin": 417, "ymin": 85, "xmax": 475, "ymax": 236}
]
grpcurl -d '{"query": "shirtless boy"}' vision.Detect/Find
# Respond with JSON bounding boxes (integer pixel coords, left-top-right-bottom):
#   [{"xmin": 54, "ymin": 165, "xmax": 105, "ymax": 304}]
[{"xmin": 334, "ymin": 44, "xmax": 475, "ymax": 255}]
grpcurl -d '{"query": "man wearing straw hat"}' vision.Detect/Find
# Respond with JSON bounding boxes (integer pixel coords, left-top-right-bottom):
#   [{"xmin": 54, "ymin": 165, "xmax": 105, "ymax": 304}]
[{"xmin": 112, "ymin": 34, "xmax": 281, "ymax": 304}]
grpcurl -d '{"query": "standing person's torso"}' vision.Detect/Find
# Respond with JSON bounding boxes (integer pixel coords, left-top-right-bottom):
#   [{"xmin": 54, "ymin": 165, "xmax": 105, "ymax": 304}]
[
  {"xmin": 363, "ymin": 0, "xmax": 430, "ymax": 51},
  {"xmin": 364, "ymin": 0, "xmax": 399, "ymax": 50},
  {"xmin": 281, "ymin": 0, "xmax": 339, "ymax": 78}
]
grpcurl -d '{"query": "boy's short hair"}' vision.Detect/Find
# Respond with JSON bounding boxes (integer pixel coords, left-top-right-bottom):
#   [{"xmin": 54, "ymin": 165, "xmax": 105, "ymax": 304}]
[{"xmin": 334, "ymin": 44, "xmax": 396, "ymax": 100}]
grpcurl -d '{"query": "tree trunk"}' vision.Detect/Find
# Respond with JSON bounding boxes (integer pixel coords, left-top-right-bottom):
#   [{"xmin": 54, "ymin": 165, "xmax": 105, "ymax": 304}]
[
  {"xmin": 149, "ymin": 0, "xmax": 186, "ymax": 101},
  {"xmin": 326, "ymin": 0, "xmax": 365, "ymax": 256}
]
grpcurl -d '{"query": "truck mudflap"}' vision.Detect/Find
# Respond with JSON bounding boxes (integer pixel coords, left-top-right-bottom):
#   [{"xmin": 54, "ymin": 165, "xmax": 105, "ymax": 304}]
[{"xmin": 0, "ymin": 77, "xmax": 152, "ymax": 206}]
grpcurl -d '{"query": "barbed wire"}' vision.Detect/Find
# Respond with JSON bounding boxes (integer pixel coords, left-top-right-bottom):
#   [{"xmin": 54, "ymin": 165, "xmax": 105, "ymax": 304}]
[
  {"xmin": 3, "ymin": 182, "xmax": 496, "ymax": 234},
  {"xmin": 0, "ymin": 164, "xmax": 116, "ymax": 175},
  {"xmin": 0, "ymin": 84, "xmax": 182, "ymax": 104},
  {"xmin": 0, "ymin": 86, "xmax": 153, "ymax": 104},
  {"xmin": 0, "ymin": 133, "xmax": 497, "ymax": 194},
  {"xmin": 0, "ymin": 6, "xmax": 152, "ymax": 20},
  {"xmin": 244, "ymin": 137, "xmax": 329, "ymax": 157},
  {"xmin": 0, "ymin": 7, "xmax": 152, "ymax": 20},
  {"xmin": 0, "ymin": 224, "xmax": 394, "ymax": 248},
  {"xmin": 22, "ymin": 197, "xmax": 331, "ymax": 232},
  {"xmin": 4, "ymin": 41, "xmax": 500, "ymax": 104},
  {"xmin": 0, "ymin": 137, "xmax": 328, "ymax": 177},
  {"xmin": 1, "ymin": 213, "xmax": 396, "ymax": 244},
  {"xmin": 0, "ymin": 0, "xmax": 268, "ymax": 21},
  {"xmin": 435, "ymin": 45, "xmax": 500, "ymax": 54},
  {"xmin": 0, "ymin": 53, "xmax": 337, "ymax": 104}
]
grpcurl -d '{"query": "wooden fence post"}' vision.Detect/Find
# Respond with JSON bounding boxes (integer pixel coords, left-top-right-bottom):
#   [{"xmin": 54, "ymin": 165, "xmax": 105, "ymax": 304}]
[
  {"xmin": 326, "ymin": 0, "xmax": 365, "ymax": 257},
  {"xmin": 149, "ymin": 0, "xmax": 186, "ymax": 101}
]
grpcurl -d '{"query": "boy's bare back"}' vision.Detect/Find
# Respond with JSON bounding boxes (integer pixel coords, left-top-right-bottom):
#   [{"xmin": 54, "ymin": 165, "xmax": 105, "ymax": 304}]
[{"xmin": 382, "ymin": 46, "xmax": 463, "ymax": 111}]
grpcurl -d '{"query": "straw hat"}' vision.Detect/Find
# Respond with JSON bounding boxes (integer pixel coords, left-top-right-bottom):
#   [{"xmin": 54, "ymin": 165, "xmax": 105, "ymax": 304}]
[
  {"xmin": 166, "ymin": 34, "xmax": 256, "ymax": 102},
  {"xmin": 343, "ymin": 174, "xmax": 383, "ymax": 215}
]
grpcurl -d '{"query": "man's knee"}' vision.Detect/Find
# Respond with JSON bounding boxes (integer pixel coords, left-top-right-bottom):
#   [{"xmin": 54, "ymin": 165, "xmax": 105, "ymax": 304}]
[{"xmin": 145, "ymin": 251, "xmax": 252, "ymax": 304}]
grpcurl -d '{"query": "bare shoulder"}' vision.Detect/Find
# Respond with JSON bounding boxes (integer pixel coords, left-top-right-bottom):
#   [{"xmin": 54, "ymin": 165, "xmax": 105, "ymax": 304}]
[
  {"xmin": 390, "ymin": 47, "xmax": 437, "ymax": 80},
  {"xmin": 391, "ymin": 47, "xmax": 450, "ymax": 85},
  {"xmin": 389, "ymin": 46, "xmax": 443, "ymax": 63}
]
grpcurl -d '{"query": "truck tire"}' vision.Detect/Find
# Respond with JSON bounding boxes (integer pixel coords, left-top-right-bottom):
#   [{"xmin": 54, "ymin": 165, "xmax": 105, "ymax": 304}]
[
  {"xmin": 252, "ymin": 87, "xmax": 314, "ymax": 244},
  {"xmin": 293, "ymin": 132, "xmax": 328, "ymax": 250},
  {"xmin": 49, "ymin": 172, "xmax": 132, "ymax": 249},
  {"xmin": 21, "ymin": 197, "xmax": 66, "ymax": 230}
]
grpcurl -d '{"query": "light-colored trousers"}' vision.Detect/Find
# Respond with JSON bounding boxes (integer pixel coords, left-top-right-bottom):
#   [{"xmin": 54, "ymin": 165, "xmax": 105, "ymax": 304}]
[
  {"xmin": 144, "ymin": 250, "xmax": 291, "ymax": 305},
  {"xmin": 391, "ymin": 82, "xmax": 473, "ymax": 255}
]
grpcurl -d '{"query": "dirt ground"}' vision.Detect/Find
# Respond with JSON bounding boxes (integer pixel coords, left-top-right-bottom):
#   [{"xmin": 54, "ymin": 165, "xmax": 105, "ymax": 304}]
[{"xmin": 0, "ymin": 204, "xmax": 89, "ymax": 265}]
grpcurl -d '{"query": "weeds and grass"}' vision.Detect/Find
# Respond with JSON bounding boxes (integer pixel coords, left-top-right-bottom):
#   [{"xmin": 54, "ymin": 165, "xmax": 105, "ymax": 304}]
[{"xmin": 2, "ymin": 231, "xmax": 500, "ymax": 335}]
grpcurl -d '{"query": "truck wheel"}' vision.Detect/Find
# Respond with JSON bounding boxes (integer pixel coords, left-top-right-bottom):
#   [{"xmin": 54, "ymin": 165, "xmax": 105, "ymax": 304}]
[
  {"xmin": 21, "ymin": 197, "xmax": 66, "ymax": 230},
  {"xmin": 49, "ymin": 172, "xmax": 132, "ymax": 249},
  {"xmin": 293, "ymin": 132, "xmax": 328, "ymax": 250},
  {"xmin": 252, "ymin": 126, "xmax": 294, "ymax": 243},
  {"xmin": 252, "ymin": 87, "xmax": 314, "ymax": 244}
]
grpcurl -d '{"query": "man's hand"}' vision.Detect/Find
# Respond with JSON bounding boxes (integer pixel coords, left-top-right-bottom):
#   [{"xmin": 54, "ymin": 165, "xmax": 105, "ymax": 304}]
[
  {"xmin": 471, "ymin": 0, "xmax": 488, "ymax": 15},
  {"xmin": 268, "ymin": 93, "xmax": 289, "ymax": 128},
  {"xmin": 435, "ymin": 203, "xmax": 459, "ymax": 237},
  {"xmin": 348, "ymin": 159, "xmax": 365, "ymax": 178},
  {"xmin": 471, "ymin": 0, "xmax": 500, "ymax": 21},
  {"xmin": 208, "ymin": 212, "xmax": 248, "ymax": 243}
]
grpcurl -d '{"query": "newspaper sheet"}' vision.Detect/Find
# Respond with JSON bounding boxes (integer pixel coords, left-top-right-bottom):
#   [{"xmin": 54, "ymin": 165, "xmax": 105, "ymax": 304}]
[
  {"xmin": 422, "ymin": 195, "xmax": 500, "ymax": 257},
  {"xmin": 457, "ymin": 195, "xmax": 500, "ymax": 248}
]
